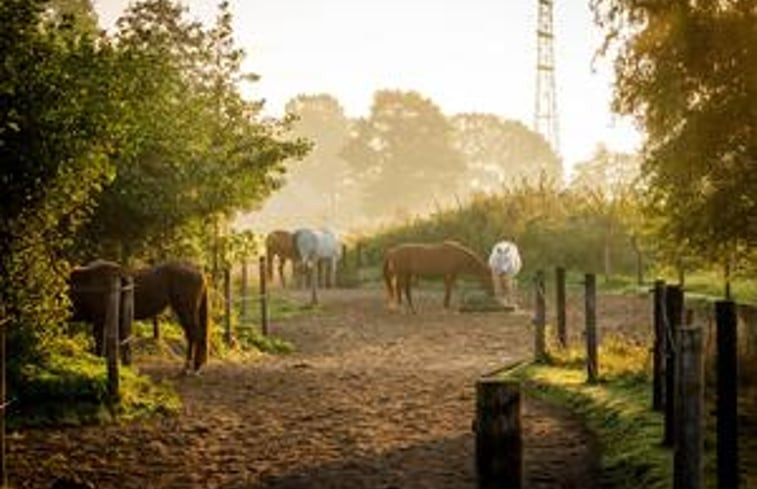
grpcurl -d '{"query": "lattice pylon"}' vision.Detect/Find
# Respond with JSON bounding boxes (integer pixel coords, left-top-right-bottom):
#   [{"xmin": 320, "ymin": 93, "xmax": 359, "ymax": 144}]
[{"xmin": 534, "ymin": 0, "xmax": 560, "ymax": 156}]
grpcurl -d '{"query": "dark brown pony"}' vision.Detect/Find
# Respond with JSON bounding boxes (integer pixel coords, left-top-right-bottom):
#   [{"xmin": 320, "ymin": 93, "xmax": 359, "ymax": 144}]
[
  {"xmin": 383, "ymin": 241, "xmax": 493, "ymax": 312},
  {"xmin": 69, "ymin": 260, "xmax": 126, "ymax": 357},
  {"xmin": 132, "ymin": 262, "xmax": 209, "ymax": 371},
  {"xmin": 70, "ymin": 261, "xmax": 210, "ymax": 372},
  {"xmin": 265, "ymin": 230, "xmax": 299, "ymax": 287}
]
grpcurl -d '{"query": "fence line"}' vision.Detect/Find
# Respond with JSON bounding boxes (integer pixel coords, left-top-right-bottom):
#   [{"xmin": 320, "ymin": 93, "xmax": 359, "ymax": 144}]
[{"xmin": 522, "ymin": 267, "xmax": 750, "ymax": 488}]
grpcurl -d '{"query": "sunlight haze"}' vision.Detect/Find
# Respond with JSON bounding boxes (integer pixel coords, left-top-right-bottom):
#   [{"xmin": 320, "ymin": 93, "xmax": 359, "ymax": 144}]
[{"xmin": 93, "ymin": 0, "xmax": 642, "ymax": 175}]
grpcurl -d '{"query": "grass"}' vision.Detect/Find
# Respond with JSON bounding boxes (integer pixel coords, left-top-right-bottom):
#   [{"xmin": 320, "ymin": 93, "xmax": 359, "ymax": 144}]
[
  {"xmin": 11, "ymin": 337, "xmax": 180, "ymax": 429},
  {"xmin": 502, "ymin": 335, "xmax": 674, "ymax": 489},
  {"xmin": 10, "ymin": 285, "xmax": 311, "ymax": 430}
]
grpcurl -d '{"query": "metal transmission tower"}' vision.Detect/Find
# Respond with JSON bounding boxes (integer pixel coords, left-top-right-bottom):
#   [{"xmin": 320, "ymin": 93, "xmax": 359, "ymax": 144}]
[{"xmin": 534, "ymin": 0, "xmax": 560, "ymax": 155}]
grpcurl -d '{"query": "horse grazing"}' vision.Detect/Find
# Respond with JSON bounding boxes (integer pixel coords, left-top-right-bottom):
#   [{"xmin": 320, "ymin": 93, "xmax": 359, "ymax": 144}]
[
  {"xmin": 488, "ymin": 240, "xmax": 522, "ymax": 307},
  {"xmin": 383, "ymin": 241, "xmax": 493, "ymax": 313},
  {"xmin": 70, "ymin": 261, "xmax": 210, "ymax": 372},
  {"xmin": 293, "ymin": 228, "xmax": 342, "ymax": 304},
  {"xmin": 69, "ymin": 259, "xmax": 127, "ymax": 357},
  {"xmin": 265, "ymin": 230, "xmax": 299, "ymax": 287}
]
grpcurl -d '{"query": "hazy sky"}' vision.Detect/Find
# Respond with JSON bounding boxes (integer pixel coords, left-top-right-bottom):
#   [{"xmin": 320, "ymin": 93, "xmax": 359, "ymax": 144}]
[{"xmin": 93, "ymin": 0, "xmax": 642, "ymax": 175}]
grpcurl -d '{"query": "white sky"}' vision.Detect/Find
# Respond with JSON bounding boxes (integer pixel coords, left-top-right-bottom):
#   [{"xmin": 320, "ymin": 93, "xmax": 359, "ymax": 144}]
[{"xmin": 93, "ymin": 0, "xmax": 642, "ymax": 176}]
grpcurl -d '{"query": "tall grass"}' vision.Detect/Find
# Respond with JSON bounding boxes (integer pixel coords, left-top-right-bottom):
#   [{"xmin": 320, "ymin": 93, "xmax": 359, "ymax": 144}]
[{"xmin": 358, "ymin": 183, "xmax": 640, "ymax": 279}]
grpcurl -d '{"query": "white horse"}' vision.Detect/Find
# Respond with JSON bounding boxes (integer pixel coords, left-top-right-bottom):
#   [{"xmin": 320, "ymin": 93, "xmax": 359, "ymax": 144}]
[
  {"xmin": 488, "ymin": 240, "xmax": 522, "ymax": 307},
  {"xmin": 293, "ymin": 228, "xmax": 342, "ymax": 305}
]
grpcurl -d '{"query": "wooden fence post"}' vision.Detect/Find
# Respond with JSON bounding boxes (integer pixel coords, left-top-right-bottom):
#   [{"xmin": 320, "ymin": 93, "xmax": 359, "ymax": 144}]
[
  {"xmin": 664, "ymin": 284, "xmax": 684, "ymax": 447},
  {"xmin": 585, "ymin": 273, "xmax": 598, "ymax": 383},
  {"xmin": 259, "ymin": 256, "xmax": 269, "ymax": 336},
  {"xmin": 356, "ymin": 242, "xmax": 362, "ymax": 269},
  {"xmin": 674, "ymin": 326, "xmax": 703, "ymax": 489},
  {"xmin": 105, "ymin": 273, "xmax": 121, "ymax": 400},
  {"xmin": 475, "ymin": 379, "xmax": 522, "ymax": 489},
  {"xmin": 223, "ymin": 267, "xmax": 232, "ymax": 347},
  {"xmin": 716, "ymin": 300, "xmax": 738, "ymax": 489},
  {"xmin": 119, "ymin": 276, "xmax": 134, "ymax": 366},
  {"xmin": 0, "ymin": 317, "xmax": 8, "ymax": 488},
  {"xmin": 240, "ymin": 259, "xmax": 248, "ymax": 321},
  {"xmin": 652, "ymin": 280, "xmax": 666, "ymax": 411},
  {"xmin": 556, "ymin": 266, "xmax": 567, "ymax": 347},
  {"xmin": 534, "ymin": 270, "xmax": 546, "ymax": 362}
]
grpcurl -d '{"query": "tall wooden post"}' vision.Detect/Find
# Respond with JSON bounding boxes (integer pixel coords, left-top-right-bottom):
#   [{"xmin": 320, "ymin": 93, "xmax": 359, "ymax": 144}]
[
  {"xmin": 223, "ymin": 267, "xmax": 232, "ymax": 347},
  {"xmin": 259, "ymin": 256, "xmax": 269, "ymax": 336},
  {"xmin": 716, "ymin": 300, "xmax": 738, "ymax": 489},
  {"xmin": 556, "ymin": 266, "xmax": 567, "ymax": 347},
  {"xmin": 674, "ymin": 326, "xmax": 703, "ymax": 489},
  {"xmin": 240, "ymin": 259, "xmax": 248, "ymax": 321},
  {"xmin": 0, "ymin": 318, "xmax": 8, "ymax": 488},
  {"xmin": 119, "ymin": 276, "xmax": 134, "ymax": 366},
  {"xmin": 105, "ymin": 274, "xmax": 121, "ymax": 400},
  {"xmin": 664, "ymin": 285, "xmax": 684, "ymax": 447},
  {"xmin": 475, "ymin": 379, "xmax": 522, "ymax": 489},
  {"xmin": 652, "ymin": 280, "xmax": 666, "ymax": 411},
  {"xmin": 534, "ymin": 270, "xmax": 546, "ymax": 361},
  {"xmin": 585, "ymin": 273, "xmax": 598, "ymax": 383},
  {"xmin": 356, "ymin": 242, "xmax": 362, "ymax": 269}
]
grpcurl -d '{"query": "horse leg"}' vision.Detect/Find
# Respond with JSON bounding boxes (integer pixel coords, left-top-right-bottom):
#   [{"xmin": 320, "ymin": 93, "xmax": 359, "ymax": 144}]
[
  {"xmin": 175, "ymin": 309, "xmax": 195, "ymax": 373},
  {"xmin": 404, "ymin": 273, "xmax": 416, "ymax": 314},
  {"xmin": 443, "ymin": 275, "xmax": 453, "ymax": 308},
  {"xmin": 503, "ymin": 274, "xmax": 514, "ymax": 307},
  {"xmin": 310, "ymin": 262, "xmax": 318, "ymax": 305},
  {"xmin": 330, "ymin": 257, "xmax": 337, "ymax": 288},
  {"xmin": 278, "ymin": 258, "xmax": 286, "ymax": 288}
]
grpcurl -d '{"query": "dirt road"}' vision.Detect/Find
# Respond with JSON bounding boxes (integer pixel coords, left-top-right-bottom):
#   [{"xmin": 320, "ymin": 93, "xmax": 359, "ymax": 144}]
[{"xmin": 10, "ymin": 288, "xmax": 598, "ymax": 488}]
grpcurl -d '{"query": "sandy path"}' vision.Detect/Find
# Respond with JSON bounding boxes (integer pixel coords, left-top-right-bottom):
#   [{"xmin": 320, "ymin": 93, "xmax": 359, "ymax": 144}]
[{"xmin": 10, "ymin": 287, "xmax": 598, "ymax": 488}]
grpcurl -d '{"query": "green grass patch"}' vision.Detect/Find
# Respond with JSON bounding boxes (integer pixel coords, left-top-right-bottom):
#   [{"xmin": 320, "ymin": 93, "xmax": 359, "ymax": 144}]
[
  {"xmin": 11, "ymin": 340, "xmax": 179, "ymax": 429},
  {"xmin": 503, "ymin": 334, "xmax": 675, "ymax": 489}
]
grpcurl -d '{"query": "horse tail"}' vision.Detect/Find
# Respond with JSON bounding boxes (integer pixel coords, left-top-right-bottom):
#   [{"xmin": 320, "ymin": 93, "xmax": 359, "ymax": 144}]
[
  {"xmin": 383, "ymin": 254, "xmax": 395, "ymax": 304},
  {"xmin": 194, "ymin": 284, "xmax": 210, "ymax": 370}
]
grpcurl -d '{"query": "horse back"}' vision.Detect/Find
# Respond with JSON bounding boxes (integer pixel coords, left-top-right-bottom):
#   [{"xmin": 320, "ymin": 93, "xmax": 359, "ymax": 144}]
[
  {"xmin": 69, "ymin": 260, "xmax": 123, "ymax": 322},
  {"xmin": 133, "ymin": 262, "xmax": 205, "ymax": 320},
  {"xmin": 266, "ymin": 230, "xmax": 297, "ymax": 259},
  {"xmin": 385, "ymin": 243, "xmax": 457, "ymax": 276}
]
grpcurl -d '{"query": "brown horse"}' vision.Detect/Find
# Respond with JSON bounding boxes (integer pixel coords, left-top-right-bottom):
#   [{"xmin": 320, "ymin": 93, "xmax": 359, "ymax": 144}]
[
  {"xmin": 265, "ymin": 230, "xmax": 299, "ymax": 287},
  {"xmin": 69, "ymin": 259, "xmax": 127, "ymax": 357},
  {"xmin": 383, "ymin": 241, "xmax": 494, "ymax": 312},
  {"xmin": 70, "ymin": 261, "xmax": 210, "ymax": 372},
  {"xmin": 132, "ymin": 262, "xmax": 209, "ymax": 372}
]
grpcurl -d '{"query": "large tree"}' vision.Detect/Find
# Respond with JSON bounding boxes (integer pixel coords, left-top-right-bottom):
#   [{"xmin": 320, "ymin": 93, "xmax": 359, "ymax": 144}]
[
  {"xmin": 74, "ymin": 0, "xmax": 307, "ymax": 261},
  {"xmin": 264, "ymin": 94, "xmax": 355, "ymax": 228},
  {"xmin": 341, "ymin": 90, "xmax": 465, "ymax": 218},
  {"xmin": 591, "ymin": 0, "xmax": 757, "ymax": 263},
  {"xmin": 451, "ymin": 113, "xmax": 561, "ymax": 194},
  {"xmin": 571, "ymin": 145, "xmax": 643, "ymax": 281},
  {"xmin": 0, "ymin": 0, "xmax": 127, "ymax": 366}
]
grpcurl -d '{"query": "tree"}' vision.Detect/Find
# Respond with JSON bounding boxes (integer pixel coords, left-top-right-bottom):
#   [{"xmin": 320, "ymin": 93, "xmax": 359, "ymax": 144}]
[
  {"xmin": 451, "ymin": 113, "xmax": 561, "ymax": 194},
  {"xmin": 571, "ymin": 145, "xmax": 642, "ymax": 281},
  {"xmin": 341, "ymin": 90, "xmax": 465, "ymax": 218},
  {"xmin": 0, "ymin": 0, "xmax": 126, "ymax": 373},
  {"xmin": 44, "ymin": 0, "xmax": 99, "ymax": 34},
  {"xmin": 591, "ymin": 0, "xmax": 757, "ymax": 269},
  {"xmin": 252, "ymin": 94, "xmax": 356, "ymax": 230},
  {"xmin": 73, "ymin": 0, "xmax": 308, "ymax": 262}
]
